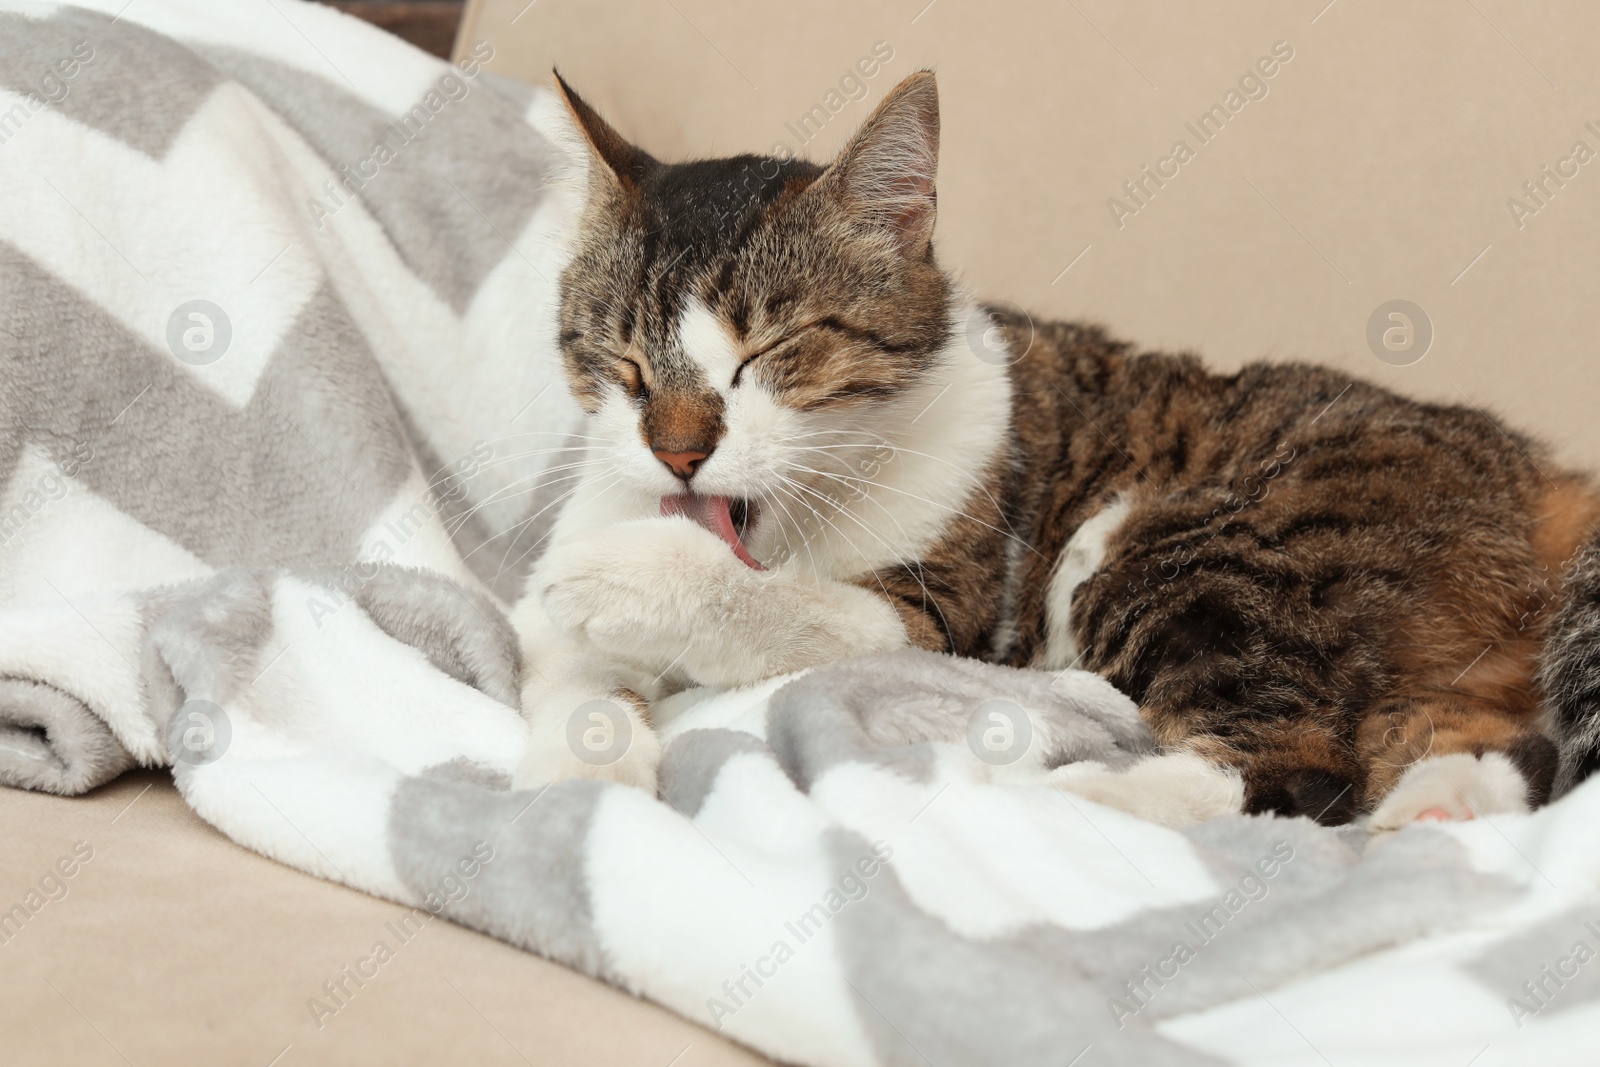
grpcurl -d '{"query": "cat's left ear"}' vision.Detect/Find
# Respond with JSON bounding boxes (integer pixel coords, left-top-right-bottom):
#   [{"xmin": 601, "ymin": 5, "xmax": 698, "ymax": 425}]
[{"xmin": 819, "ymin": 70, "xmax": 939, "ymax": 257}]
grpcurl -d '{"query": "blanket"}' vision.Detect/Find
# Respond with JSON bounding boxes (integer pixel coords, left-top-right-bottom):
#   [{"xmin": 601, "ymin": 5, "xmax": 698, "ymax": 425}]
[
  {"xmin": 4, "ymin": 3, "xmax": 1600, "ymax": 1065},
  {"xmin": 0, "ymin": 0, "xmax": 581, "ymax": 792}
]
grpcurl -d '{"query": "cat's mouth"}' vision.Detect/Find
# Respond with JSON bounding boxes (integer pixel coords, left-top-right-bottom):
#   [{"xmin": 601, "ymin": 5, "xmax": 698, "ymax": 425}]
[{"xmin": 660, "ymin": 493, "xmax": 765, "ymax": 571}]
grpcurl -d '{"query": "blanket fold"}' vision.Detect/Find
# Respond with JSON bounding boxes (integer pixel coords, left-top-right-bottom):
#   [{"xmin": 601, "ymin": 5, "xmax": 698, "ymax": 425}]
[{"xmin": 0, "ymin": 675, "xmax": 134, "ymax": 793}]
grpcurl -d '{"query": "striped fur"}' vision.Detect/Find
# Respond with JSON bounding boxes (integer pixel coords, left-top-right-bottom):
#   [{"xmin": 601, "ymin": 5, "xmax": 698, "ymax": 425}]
[
  {"xmin": 547, "ymin": 71, "xmax": 1600, "ymax": 824},
  {"xmin": 1540, "ymin": 532, "xmax": 1600, "ymax": 793},
  {"xmin": 990, "ymin": 315, "xmax": 1597, "ymax": 821}
]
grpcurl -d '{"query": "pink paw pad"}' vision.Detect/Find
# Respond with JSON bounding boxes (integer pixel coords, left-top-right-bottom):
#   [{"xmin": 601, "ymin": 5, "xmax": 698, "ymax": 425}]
[{"xmin": 1415, "ymin": 806, "xmax": 1472, "ymax": 822}]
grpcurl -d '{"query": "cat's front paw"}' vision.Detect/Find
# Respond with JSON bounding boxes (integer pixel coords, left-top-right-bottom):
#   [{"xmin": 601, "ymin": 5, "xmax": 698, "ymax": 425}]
[
  {"xmin": 538, "ymin": 516, "xmax": 751, "ymax": 675},
  {"xmin": 514, "ymin": 682, "xmax": 663, "ymax": 793}
]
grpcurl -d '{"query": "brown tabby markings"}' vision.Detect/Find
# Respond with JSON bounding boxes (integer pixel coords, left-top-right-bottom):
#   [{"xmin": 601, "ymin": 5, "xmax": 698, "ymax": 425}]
[
  {"xmin": 852, "ymin": 453, "xmax": 1013, "ymax": 655},
  {"xmin": 613, "ymin": 687, "xmax": 651, "ymax": 722},
  {"xmin": 554, "ymin": 72, "xmax": 951, "ymax": 438},
  {"xmin": 550, "ymin": 69, "xmax": 1600, "ymax": 824},
  {"xmin": 986, "ymin": 314, "xmax": 1598, "ymax": 820},
  {"xmin": 838, "ymin": 313, "xmax": 1600, "ymax": 825}
]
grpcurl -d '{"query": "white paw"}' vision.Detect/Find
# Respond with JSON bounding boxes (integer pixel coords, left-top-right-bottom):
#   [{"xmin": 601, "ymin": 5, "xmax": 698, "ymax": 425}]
[
  {"xmin": 1050, "ymin": 751, "xmax": 1244, "ymax": 828},
  {"xmin": 512, "ymin": 682, "xmax": 662, "ymax": 795},
  {"xmin": 1367, "ymin": 752, "xmax": 1529, "ymax": 833},
  {"xmin": 537, "ymin": 516, "xmax": 748, "ymax": 677}
]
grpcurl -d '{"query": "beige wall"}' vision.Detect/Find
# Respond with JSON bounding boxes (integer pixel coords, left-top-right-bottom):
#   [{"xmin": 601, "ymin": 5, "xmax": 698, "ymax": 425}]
[{"xmin": 461, "ymin": 0, "xmax": 1600, "ymax": 469}]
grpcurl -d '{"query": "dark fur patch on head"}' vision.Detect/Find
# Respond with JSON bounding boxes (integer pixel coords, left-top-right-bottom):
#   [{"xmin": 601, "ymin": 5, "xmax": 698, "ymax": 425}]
[
  {"xmin": 552, "ymin": 72, "xmax": 954, "ymax": 430},
  {"xmin": 640, "ymin": 155, "xmax": 823, "ymax": 257}
]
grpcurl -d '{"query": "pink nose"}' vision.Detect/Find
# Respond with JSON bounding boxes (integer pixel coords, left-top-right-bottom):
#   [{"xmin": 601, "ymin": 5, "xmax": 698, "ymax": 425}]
[{"xmin": 652, "ymin": 449, "xmax": 710, "ymax": 478}]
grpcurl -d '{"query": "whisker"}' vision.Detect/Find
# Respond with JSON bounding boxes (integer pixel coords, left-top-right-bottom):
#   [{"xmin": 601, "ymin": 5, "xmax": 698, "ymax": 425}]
[
  {"xmin": 478, "ymin": 430, "xmax": 608, "ymax": 443},
  {"xmin": 791, "ymin": 440, "xmax": 1028, "ymax": 545},
  {"xmin": 781, "ymin": 473, "xmax": 926, "ymax": 578},
  {"xmin": 448, "ymin": 458, "xmax": 602, "ymax": 515},
  {"xmin": 455, "ymin": 478, "xmax": 590, "ymax": 566},
  {"xmin": 759, "ymin": 484, "xmax": 823, "ymax": 584},
  {"xmin": 786, "ymin": 463, "xmax": 1048, "ymax": 563},
  {"xmin": 463, "ymin": 450, "xmax": 605, "ymax": 480},
  {"xmin": 774, "ymin": 479, "xmax": 903, "ymax": 613},
  {"xmin": 445, "ymin": 465, "xmax": 598, "ymax": 536},
  {"xmin": 464, "ymin": 467, "xmax": 616, "ymax": 570},
  {"xmin": 794, "ymin": 477, "xmax": 954, "ymax": 641},
  {"xmin": 491, "ymin": 471, "xmax": 628, "ymax": 581}
]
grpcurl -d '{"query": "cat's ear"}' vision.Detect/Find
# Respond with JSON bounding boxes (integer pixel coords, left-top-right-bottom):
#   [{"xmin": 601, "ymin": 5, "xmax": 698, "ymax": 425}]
[
  {"xmin": 822, "ymin": 70, "xmax": 940, "ymax": 257},
  {"xmin": 550, "ymin": 71, "xmax": 655, "ymax": 191}
]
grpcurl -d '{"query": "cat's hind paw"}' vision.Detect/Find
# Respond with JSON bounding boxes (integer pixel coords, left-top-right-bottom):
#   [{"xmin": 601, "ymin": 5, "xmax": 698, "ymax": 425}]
[
  {"xmin": 1367, "ymin": 752, "xmax": 1529, "ymax": 833},
  {"xmin": 1050, "ymin": 751, "xmax": 1244, "ymax": 828}
]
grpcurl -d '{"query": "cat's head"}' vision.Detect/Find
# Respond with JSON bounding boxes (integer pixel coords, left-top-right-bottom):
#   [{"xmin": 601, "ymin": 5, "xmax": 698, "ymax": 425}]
[{"xmin": 548, "ymin": 70, "xmax": 957, "ymax": 560}]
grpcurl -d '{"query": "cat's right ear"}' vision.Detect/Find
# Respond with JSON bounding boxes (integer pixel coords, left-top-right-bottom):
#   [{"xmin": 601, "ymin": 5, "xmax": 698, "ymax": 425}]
[{"xmin": 550, "ymin": 71, "xmax": 655, "ymax": 192}]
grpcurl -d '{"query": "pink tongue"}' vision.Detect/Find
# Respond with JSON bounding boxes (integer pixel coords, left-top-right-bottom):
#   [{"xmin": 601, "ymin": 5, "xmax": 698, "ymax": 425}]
[{"xmin": 661, "ymin": 494, "xmax": 765, "ymax": 571}]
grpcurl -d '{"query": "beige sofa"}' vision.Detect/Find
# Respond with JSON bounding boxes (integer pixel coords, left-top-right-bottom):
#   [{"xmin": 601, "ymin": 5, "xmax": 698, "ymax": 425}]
[
  {"xmin": 8, "ymin": 1, "xmax": 1597, "ymax": 1063},
  {"xmin": 3, "ymin": 770, "xmax": 769, "ymax": 1065}
]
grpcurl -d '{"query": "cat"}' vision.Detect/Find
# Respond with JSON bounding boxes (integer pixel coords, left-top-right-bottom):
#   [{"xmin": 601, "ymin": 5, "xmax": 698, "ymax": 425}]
[{"xmin": 509, "ymin": 69, "xmax": 1600, "ymax": 830}]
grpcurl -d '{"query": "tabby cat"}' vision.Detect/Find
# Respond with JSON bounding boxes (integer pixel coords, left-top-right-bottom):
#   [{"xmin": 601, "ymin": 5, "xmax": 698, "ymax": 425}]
[{"xmin": 511, "ymin": 70, "xmax": 1600, "ymax": 829}]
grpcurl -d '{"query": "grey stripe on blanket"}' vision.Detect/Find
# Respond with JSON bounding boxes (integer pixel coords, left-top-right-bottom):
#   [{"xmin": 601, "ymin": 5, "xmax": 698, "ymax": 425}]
[{"xmin": 0, "ymin": 1, "xmax": 574, "ymax": 790}]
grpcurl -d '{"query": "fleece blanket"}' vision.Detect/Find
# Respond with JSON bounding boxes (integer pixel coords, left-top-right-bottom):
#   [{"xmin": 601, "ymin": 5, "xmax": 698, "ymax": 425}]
[{"xmin": 4, "ymin": 3, "xmax": 1600, "ymax": 1065}]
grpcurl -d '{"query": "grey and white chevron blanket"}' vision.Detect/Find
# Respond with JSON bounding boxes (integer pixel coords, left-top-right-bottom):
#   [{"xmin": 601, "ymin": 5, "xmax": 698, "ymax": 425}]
[{"xmin": 4, "ymin": 3, "xmax": 1600, "ymax": 1064}]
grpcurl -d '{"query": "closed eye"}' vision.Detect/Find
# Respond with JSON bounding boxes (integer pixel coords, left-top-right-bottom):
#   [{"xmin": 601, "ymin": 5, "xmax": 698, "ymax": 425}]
[
  {"xmin": 731, "ymin": 315, "xmax": 896, "ymax": 389},
  {"xmin": 732, "ymin": 337, "xmax": 787, "ymax": 388},
  {"xmin": 618, "ymin": 356, "xmax": 649, "ymax": 400},
  {"xmin": 731, "ymin": 337, "xmax": 793, "ymax": 388}
]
